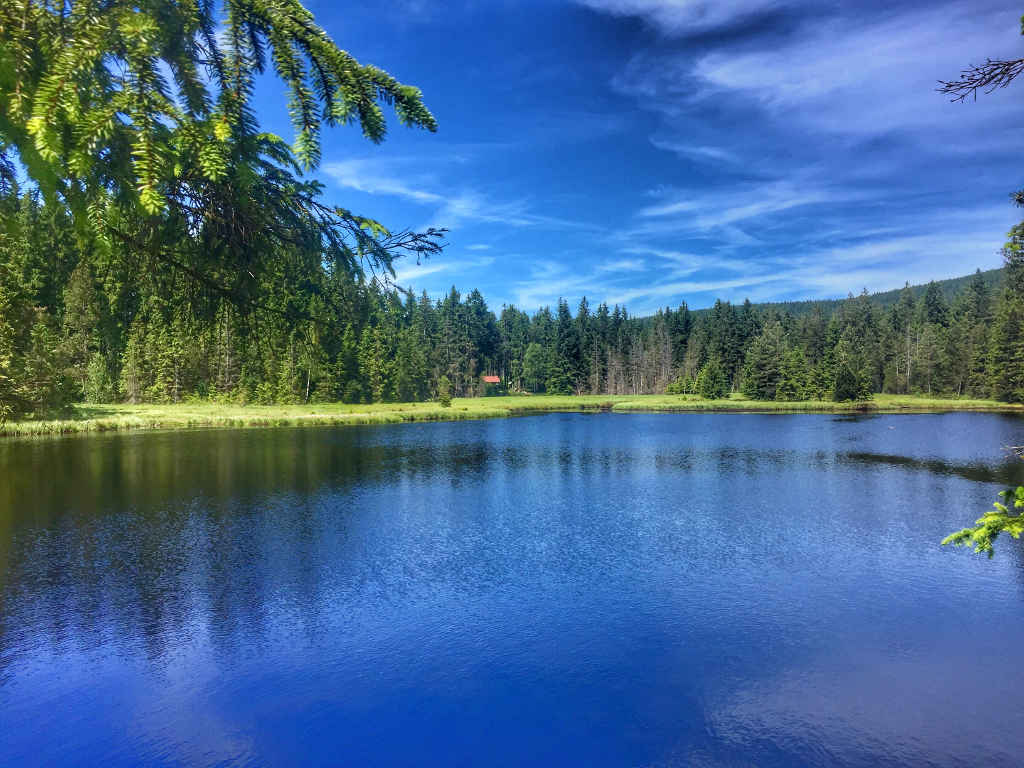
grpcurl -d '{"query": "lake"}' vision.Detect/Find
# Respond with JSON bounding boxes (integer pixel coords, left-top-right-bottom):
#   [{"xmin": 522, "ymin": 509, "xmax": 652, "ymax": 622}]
[{"xmin": 2, "ymin": 412, "xmax": 1024, "ymax": 766}]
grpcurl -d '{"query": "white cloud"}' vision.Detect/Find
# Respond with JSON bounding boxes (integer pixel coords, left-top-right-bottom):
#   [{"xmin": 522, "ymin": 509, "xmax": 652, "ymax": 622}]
[
  {"xmin": 391, "ymin": 260, "xmax": 451, "ymax": 284},
  {"xmin": 638, "ymin": 179, "xmax": 838, "ymax": 228},
  {"xmin": 507, "ymin": 256, "xmax": 660, "ymax": 310},
  {"xmin": 621, "ymin": 246, "xmax": 741, "ymax": 276},
  {"xmin": 504, "ymin": 200, "xmax": 1015, "ymax": 315},
  {"xmin": 574, "ymin": 0, "xmax": 787, "ymax": 33},
  {"xmin": 595, "ymin": 257, "xmax": 649, "ymax": 273},
  {"xmin": 649, "ymin": 138, "xmax": 739, "ymax": 163},
  {"xmin": 695, "ymin": 4, "xmax": 1021, "ymax": 136},
  {"xmin": 612, "ymin": 1, "xmax": 1023, "ymax": 140},
  {"xmin": 323, "ymin": 158, "xmax": 592, "ymax": 233},
  {"xmin": 323, "ymin": 160, "xmax": 444, "ymax": 205},
  {"xmin": 392, "ymin": 255, "xmax": 496, "ymax": 288}
]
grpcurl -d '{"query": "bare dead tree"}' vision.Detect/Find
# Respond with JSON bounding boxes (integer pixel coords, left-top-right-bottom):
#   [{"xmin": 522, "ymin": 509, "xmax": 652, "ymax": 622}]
[{"xmin": 938, "ymin": 57, "xmax": 1024, "ymax": 102}]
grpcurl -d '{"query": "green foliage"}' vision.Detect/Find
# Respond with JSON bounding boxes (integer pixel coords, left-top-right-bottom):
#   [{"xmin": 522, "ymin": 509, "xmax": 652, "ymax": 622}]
[
  {"xmin": 358, "ymin": 326, "xmax": 391, "ymax": 403},
  {"xmin": 918, "ymin": 281, "xmax": 949, "ymax": 326},
  {"xmin": 438, "ymin": 375, "xmax": 452, "ymax": 407},
  {"xmin": 545, "ymin": 367, "xmax": 573, "ymax": 395},
  {"xmin": 696, "ymin": 358, "xmax": 728, "ymax": 399},
  {"xmin": 943, "ymin": 486, "xmax": 1024, "ymax": 557},
  {"xmin": 665, "ymin": 373, "xmax": 693, "ymax": 395},
  {"xmin": 987, "ymin": 227, "xmax": 1024, "ymax": 401},
  {"xmin": 0, "ymin": 224, "xmax": 74, "ymax": 418},
  {"xmin": 832, "ymin": 363, "xmax": 861, "ymax": 402},
  {"xmin": 741, "ymin": 322, "xmax": 785, "ymax": 400},
  {"xmin": 0, "ymin": 267, "xmax": 20, "ymax": 424},
  {"xmin": 523, "ymin": 342, "xmax": 550, "ymax": 393},
  {"xmin": 84, "ymin": 352, "xmax": 114, "ymax": 403},
  {"xmin": 20, "ymin": 310, "xmax": 74, "ymax": 415},
  {"xmin": 0, "ymin": 0, "xmax": 445, "ymax": 320},
  {"xmin": 776, "ymin": 348, "xmax": 809, "ymax": 401},
  {"xmin": 0, "ymin": 0, "xmax": 436, "ymax": 208},
  {"xmin": 554, "ymin": 298, "xmax": 581, "ymax": 392}
]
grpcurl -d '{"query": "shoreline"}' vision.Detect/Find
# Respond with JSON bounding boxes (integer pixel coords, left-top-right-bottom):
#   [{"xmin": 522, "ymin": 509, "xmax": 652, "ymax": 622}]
[{"xmin": 2, "ymin": 394, "xmax": 1023, "ymax": 439}]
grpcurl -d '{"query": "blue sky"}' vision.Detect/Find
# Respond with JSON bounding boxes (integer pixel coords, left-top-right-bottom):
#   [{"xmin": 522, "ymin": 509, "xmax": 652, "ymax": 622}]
[{"xmin": 259, "ymin": 0, "xmax": 1023, "ymax": 314}]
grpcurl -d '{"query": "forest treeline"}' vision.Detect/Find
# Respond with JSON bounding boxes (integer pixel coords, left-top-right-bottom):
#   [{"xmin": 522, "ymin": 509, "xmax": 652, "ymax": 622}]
[{"xmin": 5, "ymin": 183, "xmax": 1024, "ymax": 420}]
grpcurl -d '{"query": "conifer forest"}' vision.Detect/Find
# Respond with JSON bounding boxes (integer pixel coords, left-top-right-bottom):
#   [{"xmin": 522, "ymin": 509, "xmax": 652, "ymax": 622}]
[{"xmin": 1, "ymin": 179, "xmax": 1019, "ymax": 419}]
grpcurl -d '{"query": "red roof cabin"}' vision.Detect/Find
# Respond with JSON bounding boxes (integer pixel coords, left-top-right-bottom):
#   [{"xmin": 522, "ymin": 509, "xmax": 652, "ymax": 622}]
[{"xmin": 481, "ymin": 374, "xmax": 502, "ymax": 396}]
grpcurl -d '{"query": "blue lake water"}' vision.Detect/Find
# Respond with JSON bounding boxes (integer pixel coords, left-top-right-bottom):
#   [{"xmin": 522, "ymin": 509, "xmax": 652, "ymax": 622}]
[{"xmin": 2, "ymin": 412, "xmax": 1024, "ymax": 766}]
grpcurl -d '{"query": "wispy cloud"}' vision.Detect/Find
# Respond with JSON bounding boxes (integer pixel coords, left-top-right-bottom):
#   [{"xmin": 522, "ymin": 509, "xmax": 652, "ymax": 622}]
[
  {"xmin": 391, "ymin": 260, "xmax": 451, "ymax": 284},
  {"xmin": 574, "ymin": 0, "xmax": 788, "ymax": 33},
  {"xmin": 638, "ymin": 180, "xmax": 838, "ymax": 226},
  {"xmin": 689, "ymin": 3, "xmax": 1021, "ymax": 137},
  {"xmin": 649, "ymin": 138, "xmax": 739, "ymax": 164},
  {"xmin": 392, "ymin": 255, "xmax": 496, "ymax": 288},
  {"xmin": 609, "ymin": 1, "xmax": 1022, "ymax": 143},
  {"xmin": 607, "ymin": 203, "xmax": 1014, "ymax": 313},
  {"xmin": 506, "ymin": 256, "xmax": 660, "ymax": 310},
  {"xmin": 323, "ymin": 158, "xmax": 593, "ymax": 232},
  {"xmin": 323, "ymin": 159, "xmax": 443, "ymax": 205}
]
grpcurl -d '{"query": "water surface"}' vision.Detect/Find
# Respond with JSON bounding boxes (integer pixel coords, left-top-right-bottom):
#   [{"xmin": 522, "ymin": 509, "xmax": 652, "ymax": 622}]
[{"xmin": 2, "ymin": 413, "xmax": 1024, "ymax": 766}]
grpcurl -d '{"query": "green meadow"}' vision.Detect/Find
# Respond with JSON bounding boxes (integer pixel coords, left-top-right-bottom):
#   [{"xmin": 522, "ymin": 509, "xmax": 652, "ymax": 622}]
[{"xmin": 3, "ymin": 393, "xmax": 1021, "ymax": 438}]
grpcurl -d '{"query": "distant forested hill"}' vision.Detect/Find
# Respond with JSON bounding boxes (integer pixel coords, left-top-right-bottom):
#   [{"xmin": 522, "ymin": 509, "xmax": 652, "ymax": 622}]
[{"xmin": 690, "ymin": 268, "xmax": 1004, "ymax": 319}]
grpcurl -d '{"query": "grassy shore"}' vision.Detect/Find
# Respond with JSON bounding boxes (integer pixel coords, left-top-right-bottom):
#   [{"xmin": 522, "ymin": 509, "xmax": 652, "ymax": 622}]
[{"xmin": 2, "ymin": 393, "xmax": 1023, "ymax": 438}]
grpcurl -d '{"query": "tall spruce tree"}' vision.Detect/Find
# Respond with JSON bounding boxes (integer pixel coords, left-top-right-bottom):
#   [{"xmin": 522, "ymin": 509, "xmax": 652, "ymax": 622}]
[{"xmin": 741, "ymin": 322, "xmax": 786, "ymax": 400}]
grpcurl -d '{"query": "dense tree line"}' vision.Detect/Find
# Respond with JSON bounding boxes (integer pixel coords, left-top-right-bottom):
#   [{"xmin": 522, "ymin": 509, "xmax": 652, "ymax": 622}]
[
  {"xmin": 0, "ymin": 0, "xmax": 442, "ymax": 422},
  {"xmin": 4, "ymin": 177, "xmax": 1024, "ymax": 419}
]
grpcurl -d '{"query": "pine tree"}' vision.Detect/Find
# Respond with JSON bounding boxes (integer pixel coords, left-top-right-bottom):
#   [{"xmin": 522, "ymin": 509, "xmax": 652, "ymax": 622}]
[
  {"xmin": 988, "ymin": 293, "xmax": 1024, "ymax": 402},
  {"xmin": 20, "ymin": 310, "xmax": 72, "ymax": 415},
  {"xmin": 988, "ymin": 223, "xmax": 1024, "ymax": 402},
  {"xmin": 438, "ymin": 375, "xmax": 452, "ymax": 407},
  {"xmin": 554, "ymin": 298, "xmax": 581, "ymax": 393},
  {"xmin": 918, "ymin": 281, "xmax": 950, "ymax": 327},
  {"xmin": 740, "ymin": 322, "xmax": 786, "ymax": 400},
  {"xmin": 337, "ymin": 325, "xmax": 361, "ymax": 403},
  {"xmin": 61, "ymin": 260, "xmax": 102, "ymax": 396},
  {"xmin": 696, "ymin": 357, "xmax": 728, "ymax": 399},
  {"xmin": 523, "ymin": 342, "xmax": 549, "ymax": 393},
  {"xmin": 833, "ymin": 363, "xmax": 861, "ymax": 402},
  {"xmin": 0, "ymin": 262, "xmax": 26, "ymax": 421},
  {"xmin": 358, "ymin": 326, "xmax": 391, "ymax": 403},
  {"xmin": 776, "ymin": 348, "xmax": 809, "ymax": 401}
]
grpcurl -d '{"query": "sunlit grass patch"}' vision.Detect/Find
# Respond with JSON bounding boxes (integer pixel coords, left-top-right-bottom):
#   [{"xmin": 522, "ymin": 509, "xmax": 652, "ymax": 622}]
[{"xmin": 2, "ymin": 393, "xmax": 1021, "ymax": 438}]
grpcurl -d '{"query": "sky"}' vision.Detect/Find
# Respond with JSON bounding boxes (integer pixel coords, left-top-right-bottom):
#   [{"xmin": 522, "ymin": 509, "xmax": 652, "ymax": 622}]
[{"xmin": 255, "ymin": 0, "xmax": 1024, "ymax": 314}]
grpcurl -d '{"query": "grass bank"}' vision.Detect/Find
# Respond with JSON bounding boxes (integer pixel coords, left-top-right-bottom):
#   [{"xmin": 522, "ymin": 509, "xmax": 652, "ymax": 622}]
[{"xmin": 2, "ymin": 393, "xmax": 1022, "ymax": 438}]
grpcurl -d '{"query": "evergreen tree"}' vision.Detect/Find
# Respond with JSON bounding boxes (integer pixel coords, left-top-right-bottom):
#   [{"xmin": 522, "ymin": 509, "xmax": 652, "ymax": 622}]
[
  {"xmin": 918, "ymin": 281, "xmax": 950, "ymax": 327},
  {"xmin": 987, "ymin": 224, "xmax": 1024, "ymax": 402},
  {"xmin": 523, "ymin": 342, "xmax": 549, "ymax": 393},
  {"xmin": 554, "ymin": 298, "xmax": 581, "ymax": 393},
  {"xmin": 696, "ymin": 357, "xmax": 728, "ymax": 400},
  {"xmin": 359, "ymin": 326, "xmax": 392, "ymax": 403},
  {"xmin": 988, "ymin": 294, "xmax": 1024, "ymax": 402},
  {"xmin": 833, "ymin": 363, "xmax": 861, "ymax": 402},
  {"xmin": 61, "ymin": 260, "xmax": 103, "ymax": 397},
  {"xmin": 776, "ymin": 348, "xmax": 809, "ymax": 401},
  {"xmin": 438, "ymin": 375, "xmax": 452, "ymax": 407},
  {"xmin": 741, "ymin": 322, "xmax": 786, "ymax": 400}
]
